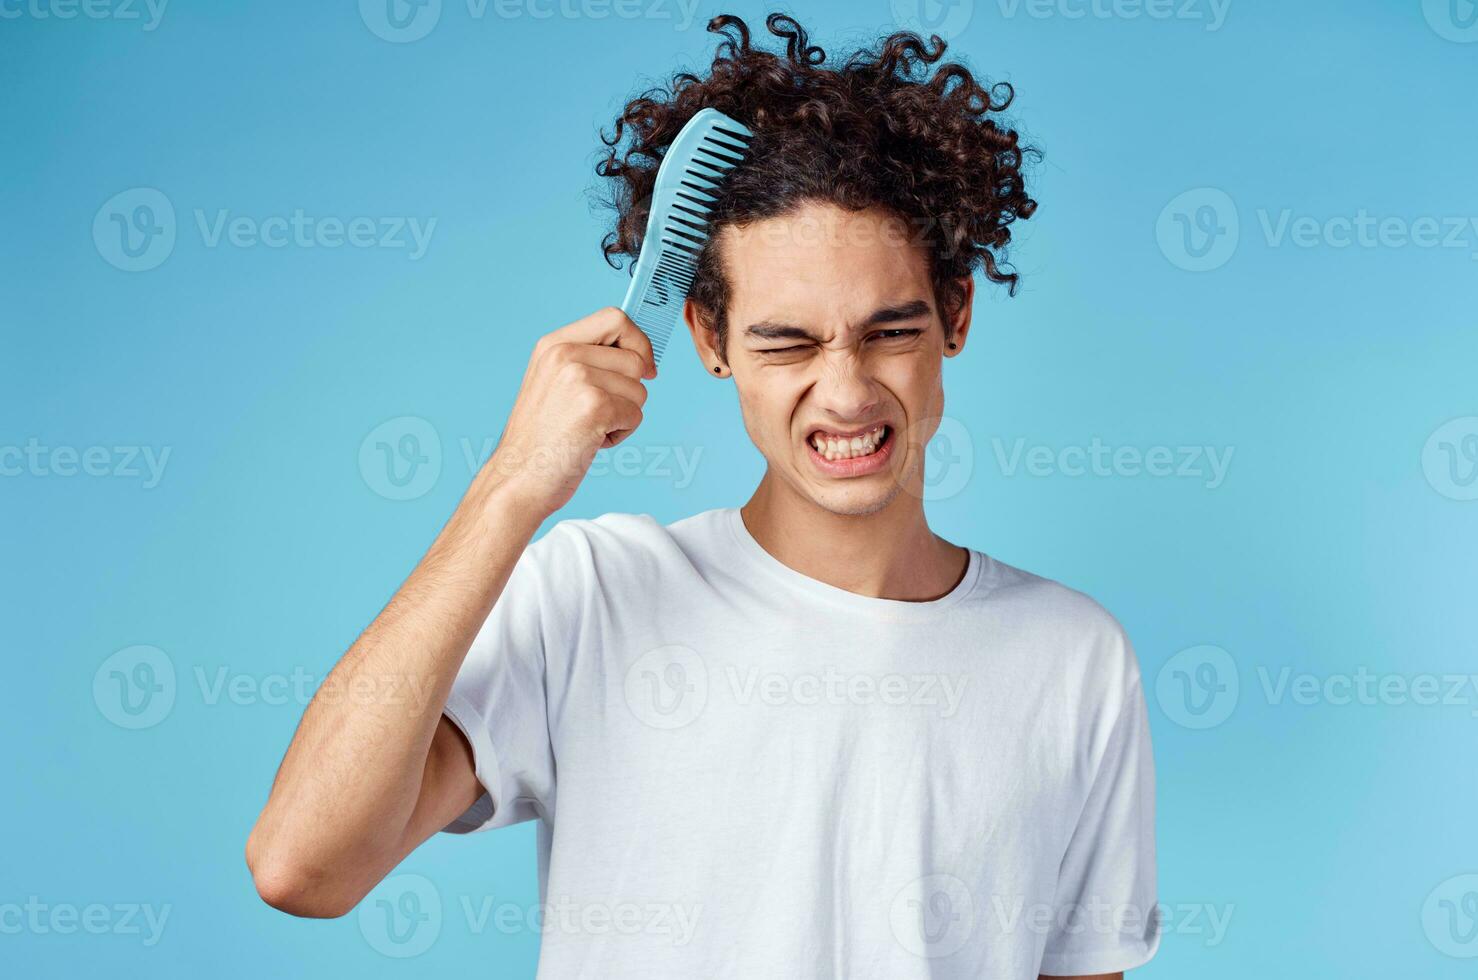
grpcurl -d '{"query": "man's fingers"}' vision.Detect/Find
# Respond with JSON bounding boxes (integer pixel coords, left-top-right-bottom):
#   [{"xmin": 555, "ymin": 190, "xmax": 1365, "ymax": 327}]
[
  {"xmin": 602, "ymin": 397, "xmax": 645, "ymax": 447},
  {"xmin": 543, "ymin": 340, "xmax": 650, "ymax": 382},
  {"xmin": 609, "ymin": 313, "xmax": 658, "ymax": 380},
  {"xmin": 575, "ymin": 364, "xmax": 649, "ymax": 410},
  {"xmin": 544, "ymin": 307, "xmax": 657, "ymax": 379}
]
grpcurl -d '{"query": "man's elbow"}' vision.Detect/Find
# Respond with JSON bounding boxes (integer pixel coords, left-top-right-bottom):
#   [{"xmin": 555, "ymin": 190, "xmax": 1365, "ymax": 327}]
[{"xmin": 245, "ymin": 831, "xmax": 359, "ymax": 919}]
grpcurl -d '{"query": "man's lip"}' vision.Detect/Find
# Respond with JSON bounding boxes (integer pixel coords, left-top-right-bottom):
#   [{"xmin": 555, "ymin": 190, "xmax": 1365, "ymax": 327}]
[{"xmin": 805, "ymin": 422, "xmax": 892, "ymax": 439}]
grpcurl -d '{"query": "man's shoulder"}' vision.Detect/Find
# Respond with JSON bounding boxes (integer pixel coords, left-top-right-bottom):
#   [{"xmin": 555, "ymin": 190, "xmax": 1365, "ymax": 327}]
[
  {"xmin": 973, "ymin": 553, "xmax": 1141, "ymax": 684},
  {"xmin": 531, "ymin": 508, "xmax": 728, "ymax": 568},
  {"xmin": 979, "ymin": 554, "xmax": 1124, "ymax": 633}
]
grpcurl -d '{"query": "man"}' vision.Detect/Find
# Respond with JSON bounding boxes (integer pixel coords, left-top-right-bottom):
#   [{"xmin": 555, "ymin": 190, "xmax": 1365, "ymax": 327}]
[{"xmin": 246, "ymin": 14, "xmax": 1160, "ymax": 978}]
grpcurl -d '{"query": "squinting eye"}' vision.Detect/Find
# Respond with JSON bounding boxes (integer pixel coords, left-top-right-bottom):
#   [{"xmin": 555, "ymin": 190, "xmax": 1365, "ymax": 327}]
[
  {"xmin": 870, "ymin": 329, "xmax": 921, "ymax": 341},
  {"xmin": 758, "ymin": 346, "xmax": 810, "ymax": 355}
]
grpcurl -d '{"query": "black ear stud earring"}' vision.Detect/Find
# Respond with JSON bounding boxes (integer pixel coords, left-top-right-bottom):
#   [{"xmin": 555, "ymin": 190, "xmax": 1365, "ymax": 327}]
[
  {"xmin": 947, "ymin": 342, "xmax": 958, "ymax": 350},
  {"xmin": 714, "ymin": 365, "xmax": 723, "ymax": 374}
]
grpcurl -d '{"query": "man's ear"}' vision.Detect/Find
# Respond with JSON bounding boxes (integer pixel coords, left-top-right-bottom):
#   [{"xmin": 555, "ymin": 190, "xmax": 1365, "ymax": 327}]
[
  {"xmin": 943, "ymin": 276, "xmax": 975, "ymax": 357},
  {"xmin": 684, "ymin": 298, "xmax": 726, "ymax": 376}
]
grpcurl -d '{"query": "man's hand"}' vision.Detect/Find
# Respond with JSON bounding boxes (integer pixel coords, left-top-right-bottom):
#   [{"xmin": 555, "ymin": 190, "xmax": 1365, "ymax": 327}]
[{"xmin": 486, "ymin": 307, "xmax": 656, "ymax": 519}]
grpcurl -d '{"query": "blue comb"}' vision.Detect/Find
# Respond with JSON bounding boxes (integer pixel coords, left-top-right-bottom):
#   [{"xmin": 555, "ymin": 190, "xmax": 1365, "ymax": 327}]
[{"xmin": 619, "ymin": 108, "xmax": 753, "ymax": 365}]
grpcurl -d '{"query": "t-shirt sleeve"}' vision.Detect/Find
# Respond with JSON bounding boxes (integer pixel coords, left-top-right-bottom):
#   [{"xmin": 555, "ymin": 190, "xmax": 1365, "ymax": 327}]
[
  {"xmin": 1039, "ymin": 664, "xmax": 1161, "ymax": 976},
  {"xmin": 439, "ymin": 521, "xmax": 577, "ymax": 834}
]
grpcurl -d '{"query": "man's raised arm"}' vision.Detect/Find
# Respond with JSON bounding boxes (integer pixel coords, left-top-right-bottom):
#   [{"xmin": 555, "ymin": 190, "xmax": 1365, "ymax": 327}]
[{"xmin": 244, "ymin": 308, "xmax": 654, "ymax": 918}]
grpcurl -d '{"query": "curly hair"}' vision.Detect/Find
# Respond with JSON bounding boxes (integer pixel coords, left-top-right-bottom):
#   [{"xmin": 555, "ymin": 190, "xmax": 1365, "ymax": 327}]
[{"xmin": 597, "ymin": 12, "xmax": 1038, "ymax": 358}]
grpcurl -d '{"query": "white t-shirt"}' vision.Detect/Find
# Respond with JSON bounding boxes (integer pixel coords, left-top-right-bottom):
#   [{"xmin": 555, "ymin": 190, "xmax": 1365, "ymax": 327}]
[{"xmin": 442, "ymin": 508, "xmax": 1160, "ymax": 978}]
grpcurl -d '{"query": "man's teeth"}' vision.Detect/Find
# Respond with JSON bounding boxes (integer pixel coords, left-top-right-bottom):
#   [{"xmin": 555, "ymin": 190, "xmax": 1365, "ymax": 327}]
[{"xmin": 810, "ymin": 426, "xmax": 887, "ymax": 461}]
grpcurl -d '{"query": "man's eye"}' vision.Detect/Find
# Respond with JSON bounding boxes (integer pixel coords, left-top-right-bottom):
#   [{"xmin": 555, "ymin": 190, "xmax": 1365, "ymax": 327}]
[
  {"xmin": 758, "ymin": 345, "xmax": 810, "ymax": 355},
  {"xmin": 870, "ymin": 329, "xmax": 922, "ymax": 341}
]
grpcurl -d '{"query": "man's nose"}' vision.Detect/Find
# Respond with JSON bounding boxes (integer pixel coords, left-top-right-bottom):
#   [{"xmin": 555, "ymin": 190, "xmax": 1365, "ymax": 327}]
[{"xmin": 812, "ymin": 351, "xmax": 879, "ymax": 422}]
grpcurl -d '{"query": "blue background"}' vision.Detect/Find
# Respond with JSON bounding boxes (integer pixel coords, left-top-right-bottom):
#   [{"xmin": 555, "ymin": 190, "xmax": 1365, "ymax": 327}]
[{"xmin": 4, "ymin": 0, "xmax": 1476, "ymax": 975}]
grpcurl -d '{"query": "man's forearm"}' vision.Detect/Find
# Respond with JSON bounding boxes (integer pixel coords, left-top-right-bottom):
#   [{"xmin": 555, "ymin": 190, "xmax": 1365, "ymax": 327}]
[
  {"xmin": 246, "ymin": 307, "xmax": 654, "ymax": 917},
  {"xmin": 245, "ymin": 469, "xmax": 542, "ymax": 914}
]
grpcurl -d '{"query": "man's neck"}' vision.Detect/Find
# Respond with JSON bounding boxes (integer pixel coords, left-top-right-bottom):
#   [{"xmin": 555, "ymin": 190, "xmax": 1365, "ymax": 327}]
[{"xmin": 739, "ymin": 474, "xmax": 968, "ymax": 603}]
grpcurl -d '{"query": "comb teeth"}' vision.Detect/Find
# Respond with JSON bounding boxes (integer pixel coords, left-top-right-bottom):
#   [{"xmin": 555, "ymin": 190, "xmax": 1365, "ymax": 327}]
[{"xmin": 619, "ymin": 109, "xmax": 753, "ymax": 366}]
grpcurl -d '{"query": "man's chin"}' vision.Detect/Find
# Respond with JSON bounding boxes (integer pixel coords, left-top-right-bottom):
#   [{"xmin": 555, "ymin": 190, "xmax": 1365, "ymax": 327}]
[
  {"xmin": 759, "ymin": 444, "xmax": 923, "ymax": 518},
  {"xmin": 801, "ymin": 472, "xmax": 908, "ymax": 518}
]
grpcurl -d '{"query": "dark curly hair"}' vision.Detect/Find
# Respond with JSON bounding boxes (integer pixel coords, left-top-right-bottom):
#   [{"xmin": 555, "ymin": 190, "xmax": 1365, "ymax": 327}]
[{"xmin": 597, "ymin": 12, "xmax": 1038, "ymax": 359}]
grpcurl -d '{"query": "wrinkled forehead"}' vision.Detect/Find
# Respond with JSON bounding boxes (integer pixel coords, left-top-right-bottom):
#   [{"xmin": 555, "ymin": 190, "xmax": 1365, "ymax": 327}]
[{"xmin": 715, "ymin": 203, "xmax": 937, "ymax": 336}]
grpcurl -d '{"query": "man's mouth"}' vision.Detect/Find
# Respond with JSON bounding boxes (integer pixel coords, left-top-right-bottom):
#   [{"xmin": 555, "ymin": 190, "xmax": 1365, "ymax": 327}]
[
  {"xmin": 803, "ymin": 423, "xmax": 898, "ymax": 480},
  {"xmin": 808, "ymin": 424, "xmax": 891, "ymax": 462}
]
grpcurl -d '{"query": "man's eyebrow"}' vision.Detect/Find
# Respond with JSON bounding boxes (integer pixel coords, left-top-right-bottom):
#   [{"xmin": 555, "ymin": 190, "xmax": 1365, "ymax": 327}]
[
  {"xmin": 743, "ymin": 300, "xmax": 933, "ymax": 342},
  {"xmin": 862, "ymin": 299, "xmax": 932, "ymax": 327},
  {"xmin": 744, "ymin": 321, "xmax": 817, "ymax": 342}
]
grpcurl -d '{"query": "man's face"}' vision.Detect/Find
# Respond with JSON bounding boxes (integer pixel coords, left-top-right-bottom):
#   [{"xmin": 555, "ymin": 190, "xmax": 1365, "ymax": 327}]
[{"xmin": 691, "ymin": 202, "xmax": 970, "ymax": 517}]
